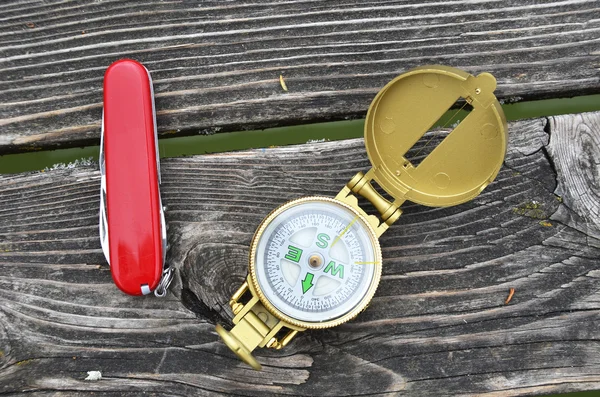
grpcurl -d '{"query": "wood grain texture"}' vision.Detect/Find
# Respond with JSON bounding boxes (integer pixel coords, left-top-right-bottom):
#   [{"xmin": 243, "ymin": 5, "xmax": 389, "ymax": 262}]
[
  {"xmin": 1, "ymin": 112, "xmax": 600, "ymax": 396},
  {"xmin": 1, "ymin": 0, "xmax": 600, "ymax": 153},
  {"xmin": 547, "ymin": 113, "xmax": 600, "ymax": 242}
]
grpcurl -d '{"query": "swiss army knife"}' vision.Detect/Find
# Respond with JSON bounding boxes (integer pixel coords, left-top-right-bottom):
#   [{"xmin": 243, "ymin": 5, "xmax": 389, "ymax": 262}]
[{"xmin": 99, "ymin": 59, "xmax": 172, "ymax": 297}]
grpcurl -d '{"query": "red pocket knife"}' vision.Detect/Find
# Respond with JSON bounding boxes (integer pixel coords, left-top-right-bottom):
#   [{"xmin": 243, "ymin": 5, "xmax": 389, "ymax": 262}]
[{"xmin": 99, "ymin": 59, "xmax": 172, "ymax": 297}]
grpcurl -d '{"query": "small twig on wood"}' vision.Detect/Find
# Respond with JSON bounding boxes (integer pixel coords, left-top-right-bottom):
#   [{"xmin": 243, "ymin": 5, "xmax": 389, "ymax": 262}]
[{"xmin": 505, "ymin": 288, "xmax": 515, "ymax": 305}]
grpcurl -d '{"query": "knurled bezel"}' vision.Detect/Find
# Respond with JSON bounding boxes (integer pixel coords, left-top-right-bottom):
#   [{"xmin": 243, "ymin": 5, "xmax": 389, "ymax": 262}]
[{"xmin": 248, "ymin": 196, "xmax": 382, "ymax": 330}]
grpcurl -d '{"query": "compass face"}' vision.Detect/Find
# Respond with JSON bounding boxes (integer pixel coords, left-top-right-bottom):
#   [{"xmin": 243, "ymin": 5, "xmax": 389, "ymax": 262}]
[{"xmin": 251, "ymin": 198, "xmax": 381, "ymax": 327}]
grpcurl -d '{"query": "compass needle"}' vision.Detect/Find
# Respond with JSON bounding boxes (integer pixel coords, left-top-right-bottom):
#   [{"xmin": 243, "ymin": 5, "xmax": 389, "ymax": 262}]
[{"xmin": 216, "ymin": 65, "xmax": 507, "ymax": 370}]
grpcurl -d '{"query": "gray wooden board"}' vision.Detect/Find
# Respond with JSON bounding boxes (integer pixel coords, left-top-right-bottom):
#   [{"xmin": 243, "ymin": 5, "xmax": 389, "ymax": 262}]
[
  {"xmin": 0, "ymin": 111, "xmax": 600, "ymax": 396},
  {"xmin": 1, "ymin": 0, "xmax": 600, "ymax": 153}
]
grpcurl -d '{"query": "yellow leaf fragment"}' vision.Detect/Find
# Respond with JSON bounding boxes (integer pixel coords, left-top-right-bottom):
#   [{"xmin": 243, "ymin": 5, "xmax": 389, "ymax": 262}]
[{"xmin": 279, "ymin": 74, "xmax": 288, "ymax": 92}]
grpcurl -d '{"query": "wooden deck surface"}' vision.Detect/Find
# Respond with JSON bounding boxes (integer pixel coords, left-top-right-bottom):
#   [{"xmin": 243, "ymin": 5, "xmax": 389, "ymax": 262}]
[
  {"xmin": 1, "ymin": 112, "xmax": 600, "ymax": 395},
  {"xmin": 2, "ymin": 0, "xmax": 600, "ymax": 395},
  {"xmin": 0, "ymin": 0, "xmax": 599, "ymax": 153}
]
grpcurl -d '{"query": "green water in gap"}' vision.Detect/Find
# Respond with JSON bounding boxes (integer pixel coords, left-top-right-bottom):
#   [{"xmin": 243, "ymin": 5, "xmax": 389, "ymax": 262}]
[{"xmin": 0, "ymin": 94, "xmax": 599, "ymax": 174}]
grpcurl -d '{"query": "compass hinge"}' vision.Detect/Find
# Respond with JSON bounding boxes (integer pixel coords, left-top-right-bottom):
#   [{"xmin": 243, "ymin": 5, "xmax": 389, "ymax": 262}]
[
  {"xmin": 347, "ymin": 172, "xmax": 402, "ymax": 224},
  {"xmin": 217, "ymin": 278, "xmax": 305, "ymax": 369},
  {"xmin": 336, "ymin": 172, "xmax": 402, "ymax": 236}
]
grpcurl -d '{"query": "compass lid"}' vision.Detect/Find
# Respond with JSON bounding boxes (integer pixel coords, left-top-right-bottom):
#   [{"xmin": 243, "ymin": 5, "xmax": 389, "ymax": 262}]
[{"xmin": 364, "ymin": 65, "xmax": 507, "ymax": 207}]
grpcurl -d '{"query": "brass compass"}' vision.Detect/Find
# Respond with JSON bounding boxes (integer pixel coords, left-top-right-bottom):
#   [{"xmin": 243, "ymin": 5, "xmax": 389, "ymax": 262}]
[{"xmin": 216, "ymin": 65, "xmax": 507, "ymax": 370}]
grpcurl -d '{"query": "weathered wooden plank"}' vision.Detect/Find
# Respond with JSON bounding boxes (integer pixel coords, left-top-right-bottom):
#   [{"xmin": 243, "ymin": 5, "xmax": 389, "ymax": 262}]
[
  {"xmin": 547, "ymin": 113, "xmax": 600, "ymax": 243},
  {"xmin": 1, "ymin": 0, "xmax": 599, "ymax": 153},
  {"xmin": 0, "ymin": 112, "xmax": 599, "ymax": 395}
]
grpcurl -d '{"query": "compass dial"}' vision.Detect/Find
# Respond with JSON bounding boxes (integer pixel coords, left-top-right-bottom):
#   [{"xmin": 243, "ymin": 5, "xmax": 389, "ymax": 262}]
[{"xmin": 251, "ymin": 197, "xmax": 381, "ymax": 327}]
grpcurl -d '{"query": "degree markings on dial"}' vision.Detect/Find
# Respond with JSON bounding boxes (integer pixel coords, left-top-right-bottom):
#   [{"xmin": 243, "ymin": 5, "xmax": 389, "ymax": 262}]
[{"xmin": 330, "ymin": 216, "xmax": 359, "ymax": 249}]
